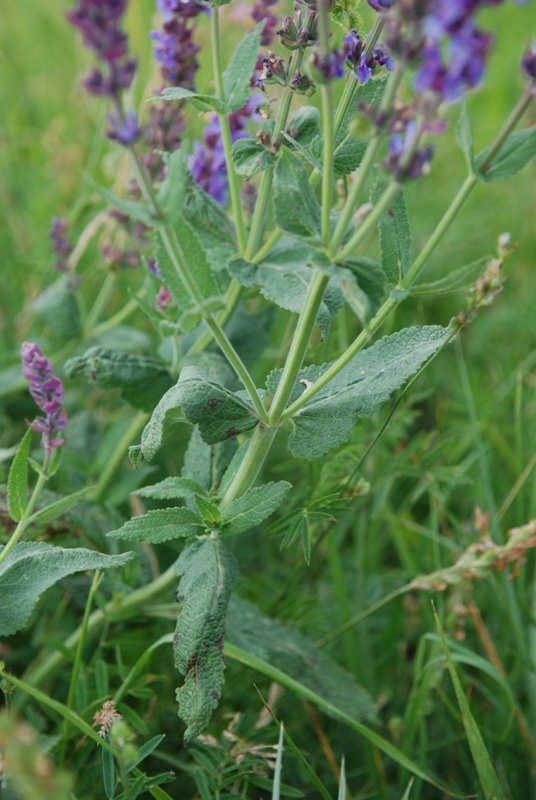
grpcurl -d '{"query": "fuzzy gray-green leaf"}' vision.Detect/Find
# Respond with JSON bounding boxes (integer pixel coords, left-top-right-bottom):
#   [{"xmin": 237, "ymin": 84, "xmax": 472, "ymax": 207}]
[
  {"xmin": 476, "ymin": 124, "xmax": 536, "ymax": 184},
  {"xmin": 177, "ymin": 366, "xmax": 259, "ymax": 444},
  {"xmin": 370, "ymin": 176, "xmax": 411, "ymax": 285},
  {"xmin": 107, "ymin": 507, "xmax": 204, "ymax": 544},
  {"xmin": 285, "ymin": 325, "xmax": 451, "ymax": 459},
  {"xmin": 229, "ymin": 252, "xmax": 343, "ymax": 339},
  {"xmin": 0, "ymin": 543, "xmax": 134, "ymax": 636},
  {"xmin": 221, "ymin": 481, "xmax": 292, "ymax": 536},
  {"xmin": 136, "ymin": 367, "xmax": 258, "ymax": 465},
  {"xmin": 231, "ymin": 139, "xmax": 274, "ymax": 179},
  {"xmin": 222, "ymin": 22, "xmax": 263, "ymax": 111},
  {"xmin": 273, "ymin": 148, "xmax": 321, "ymax": 241},
  {"xmin": 226, "ymin": 597, "xmax": 378, "ymax": 724},
  {"xmin": 64, "ymin": 347, "xmax": 174, "ymax": 412},
  {"xmin": 174, "ymin": 537, "xmax": 238, "ymax": 743},
  {"xmin": 135, "ymin": 477, "xmax": 207, "ymax": 501}
]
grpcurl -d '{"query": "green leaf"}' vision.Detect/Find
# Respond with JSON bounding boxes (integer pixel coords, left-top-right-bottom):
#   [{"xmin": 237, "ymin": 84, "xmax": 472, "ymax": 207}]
[
  {"xmin": 370, "ymin": 175, "xmax": 411, "ymax": 284},
  {"xmin": 181, "ymin": 178, "xmax": 238, "ymax": 269},
  {"xmin": 135, "ymin": 367, "xmax": 258, "ymax": 465},
  {"xmin": 158, "ymin": 87, "xmax": 229, "ymax": 113},
  {"xmin": 222, "ymin": 22, "xmax": 264, "ymax": 112},
  {"xmin": 329, "ymin": 0, "xmax": 363, "ymax": 33},
  {"xmin": 411, "ymin": 256, "xmax": 489, "ymax": 296},
  {"xmin": 156, "ymin": 148, "xmax": 188, "ymax": 223},
  {"xmin": 135, "ymin": 477, "xmax": 207, "ymax": 501},
  {"xmin": 283, "ymin": 133, "xmax": 324, "ymax": 173},
  {"xmin": 220, "ymin": 481, "xmax": 292, "ymax": 536},
  {"xmin": 33, "ymin": 279, "xmax": 81, "ymax": 341},
  {"xmin": 182, "ymin": 427, "xmax": 238, "ymax": 495},
  {"xmin": 476, "ymin": 124, "xmax": 536, "ymax": 183},
  {"xmin": 28, "ymin": 487, "xmax": 89, "ymax": 525},
  {"xmin": 88, "ymin": 178, "xmax": 156, "ymax": 227},
  {"xmin": 64, "ymin": 347, "xmax": 174, "ymax": 412},
  {"xmin": 342, "ymin": 256, "xmax": 387, "ymax": 312},
  {"xmin": 194, "ymin": 494, "xmax": 221, "ymax": 526},
  {"xmin": 154, "ymin": 213, "xmax": 222, "ymax": 314},
  {"xmin": 273, "ymin": 148, "xmax": 321, "ymax": 241},
  {"xmin": 285, "ymin": 105, "xmax": 321, "ymax": 147},
  {"xmin": 102, "ymin": 734, "xmax": 116, "ymax": 799},
  {"xmin": 226, "ymin": 597, "xmax": 377, "ymax": 724},
  {"xmin": 281, "ymin": 325, "xmax": 451, "ymax": 459},
  {"xmin": 7, "ymin": 428, "xmax": 32, "ymax": 522},
  {"xmin": 311, "ymin": 78, "xmax": 386, "ymax": 177},
  {"xmin": 0, "ymin": 543, "xmax": 134, "ymax": 636},
  {"xmin": 107, "ymin": 507, "xmax": 204, "ymax": 544},
  {"xmin": 434, "ymin": 608, "xmax": 507, "ymax": 800},
  {"xmin": 229, "ymin": 251, "xmax": 343, "ymax": 339},
  {"xmin": 231, "ymin": 139, "xmax": 274, "ymax": 180},
  {"xmin": 174, "ymin": 537, "xmax": 238, "ymax": 743},
  {"xmin": 177, "ymin": 366, "xmax": 259, "ymax": 444}
]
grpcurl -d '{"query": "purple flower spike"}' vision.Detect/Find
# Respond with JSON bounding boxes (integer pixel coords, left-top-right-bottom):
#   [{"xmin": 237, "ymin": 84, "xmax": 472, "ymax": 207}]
[
  {"xmin": 67, "ymin": 0, "xmax": 137, "ymax": 101},
  {"xmin": 107, "ymin": 110, "xmax": 142, "ymax": 146},
  {"xmin": 49, "ymin": 217, "xmax": 72, "ymax": 274},
  {"xmin": 21, "ymin": 343, "xmax": 68, "ymax": 457}
]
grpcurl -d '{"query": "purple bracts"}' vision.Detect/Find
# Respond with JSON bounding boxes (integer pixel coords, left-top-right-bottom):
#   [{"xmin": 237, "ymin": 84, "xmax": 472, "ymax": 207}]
[{"xmin": 21, "ymin": 343, "xmax": 68, "ymax": 457}]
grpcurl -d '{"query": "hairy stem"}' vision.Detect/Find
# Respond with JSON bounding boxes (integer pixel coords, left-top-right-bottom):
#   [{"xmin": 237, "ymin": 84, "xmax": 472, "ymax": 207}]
[
  {"xmin": 210, "ymin": 7, "xmax": 246, "ymax": 253},
  {"xmin": 245, "ymin": 49, "xmax": 305, "ymax": 260},
  {"xmin": 0, "ymin": 457, "xmax": 50, "ymax": 567}
]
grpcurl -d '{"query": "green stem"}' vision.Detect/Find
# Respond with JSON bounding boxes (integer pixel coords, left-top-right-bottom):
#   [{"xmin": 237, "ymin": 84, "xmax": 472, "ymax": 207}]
[
  {"xmin": 269, "ymin": 269, "xmax": 330, "ymax": 423},
  {"xmin": 83, "ymin": 271, "xmax": 117, "ymax": 335},
  {"xmin": 219, "ymin": 424, "xmax": 278, "ymax": 510},
  {"xmin": 89, "ymin": 411, "xmax": 149, "ymax": 503},
  {"xmin": 185, "ymin": 280, "xmax": 242, "ymax": 356},
  {"xmin": 0, "ymin": 460, "xmax": 50, "ymax": 567},
  {"xmin": 320, "ymin": 81, "xmax": 335, "ymax": 247},
  {"xmin": 478, "ymin": 87, "xmax": 534, "ymax": 173},
  {"xmin": 245, "ymin": 49, "xmax": 305, "ymax": 260},
  {"xmin": 204, "ymin": 315, "xmax": 267, "ymax": 420},
  {"xmin": 210, "ymin": 8, "xmax": 246, "ymax": 253},
  {"xmin": 90, "ymin": 297, "xmax": 138, "ymax": 339},
  {"xmin": 336, "ymin": 179, "xmax": 400, "ymax": 261},
  {"xmin": 59, "ymin": 569, "xmax": 103, "ymax": 765},
  {"xmin": 328, "ymin": 66, "xmax": 404, "ymax": 256}
]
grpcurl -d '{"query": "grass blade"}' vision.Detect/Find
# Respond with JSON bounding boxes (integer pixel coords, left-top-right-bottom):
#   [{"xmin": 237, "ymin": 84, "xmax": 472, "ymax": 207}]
[{"xmin": 433, "ymin": 604, "xmax": 507, "ymax": 800}]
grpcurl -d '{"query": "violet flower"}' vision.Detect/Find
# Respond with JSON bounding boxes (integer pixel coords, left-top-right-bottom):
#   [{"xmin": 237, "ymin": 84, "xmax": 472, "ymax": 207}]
[
  {"xmin": 67, "ymin": 0, "xmax": 141, "ymax": 146},
  {"xmin": 21, "ymin": 343, "xmax": 68, "ymax": 458},
  {"xmin": 345, "ymin": 29, "xmax": 394, "ymax": 83}
]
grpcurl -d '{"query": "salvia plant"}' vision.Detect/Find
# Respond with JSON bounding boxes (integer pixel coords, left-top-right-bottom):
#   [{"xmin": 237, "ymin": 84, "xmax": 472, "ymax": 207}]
[{"xmin": 1, "ymin": 0, "xmax": 536, "ymax": 796}]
